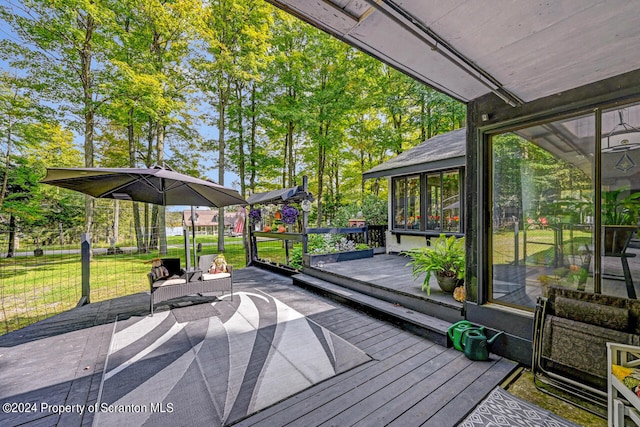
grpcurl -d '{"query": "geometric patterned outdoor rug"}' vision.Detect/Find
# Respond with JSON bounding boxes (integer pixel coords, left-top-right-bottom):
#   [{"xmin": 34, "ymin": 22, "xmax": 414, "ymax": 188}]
[
  {"xmin": 94, "ymin": 290, "xmax": 371, "ymax": 427},
  {"xmin": 458, "ymin": 386, "xmax": 580, "ymax": 427}
]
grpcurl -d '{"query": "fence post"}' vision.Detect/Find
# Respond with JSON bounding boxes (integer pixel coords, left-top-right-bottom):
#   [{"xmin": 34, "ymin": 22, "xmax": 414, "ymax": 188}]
[{"xmin": 80, "ymin": 233, "xmax": 91, "ymax": 305}]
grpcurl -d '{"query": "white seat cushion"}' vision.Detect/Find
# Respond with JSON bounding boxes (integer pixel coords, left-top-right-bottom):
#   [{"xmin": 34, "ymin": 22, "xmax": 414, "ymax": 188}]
[
  {"xmin": 153, "ymin": 278, "xmax": 187, "ymax": 288},
  {"xmin": 202, "ymin": 272, "xmax": 231, "ymax": 280}
]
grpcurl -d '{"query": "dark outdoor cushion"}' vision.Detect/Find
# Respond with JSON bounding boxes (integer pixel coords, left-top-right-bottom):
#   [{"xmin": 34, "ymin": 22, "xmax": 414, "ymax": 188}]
[
  {"xmin": 547, "ymin": 286, "xmax": 640, "ymax": 335},
  {"xmin": 555, "ymin": 296, "xmax": 629, "ymax": 331},
  {"xmin": 543, "ymin": 315, "xmax": 639, "ymax": 380},
  {"xmin": 161, "ymin": 258, "xmax": 182, "ymax": 277}
]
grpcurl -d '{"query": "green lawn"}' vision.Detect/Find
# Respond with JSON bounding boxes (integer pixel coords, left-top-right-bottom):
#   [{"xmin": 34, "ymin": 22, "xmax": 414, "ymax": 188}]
[
  {"xmin": 492, "ymin": 227, "xmax": 592, "ymax": 266},
  {"xmin": 0, "ymin": 235, "xmax": 248, "ymax": 335}
]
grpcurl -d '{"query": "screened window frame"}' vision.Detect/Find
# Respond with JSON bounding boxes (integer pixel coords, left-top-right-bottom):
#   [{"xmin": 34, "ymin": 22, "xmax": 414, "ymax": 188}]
[{"xmin": 391, "ymin": 168, "xmax": 465, "ymax": 234}]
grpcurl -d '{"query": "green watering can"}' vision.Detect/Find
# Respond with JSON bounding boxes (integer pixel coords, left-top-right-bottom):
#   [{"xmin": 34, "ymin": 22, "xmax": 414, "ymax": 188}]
[
  {"xmin": 461, "ymin": 327, "xmax": 504, "ymax": 361},
  {"xmin": 447, "ymin": 320, "xmax": 475, "ymax": 351}
]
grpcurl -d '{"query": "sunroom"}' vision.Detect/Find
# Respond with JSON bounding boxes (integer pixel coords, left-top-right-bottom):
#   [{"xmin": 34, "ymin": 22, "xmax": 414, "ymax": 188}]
[{"xmin": 363, "ymin": 128, "xmax": 466, "ymax": 253}]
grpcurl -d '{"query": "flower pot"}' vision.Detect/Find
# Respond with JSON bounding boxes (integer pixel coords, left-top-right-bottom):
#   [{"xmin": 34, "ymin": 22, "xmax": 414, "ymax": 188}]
[
  {"xmin": 436, "ymin": 273, "xmax": 461, "ymax": 293},
  {"xmin": 603, "ymin": 225, "xmax": 637, "ymax": 255}
]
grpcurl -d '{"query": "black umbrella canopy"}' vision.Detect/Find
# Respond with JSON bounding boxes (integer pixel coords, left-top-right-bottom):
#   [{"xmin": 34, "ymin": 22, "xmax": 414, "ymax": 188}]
[{"xmin": 41, "ymin": 167, "xmax": 247, "ymax": 207}]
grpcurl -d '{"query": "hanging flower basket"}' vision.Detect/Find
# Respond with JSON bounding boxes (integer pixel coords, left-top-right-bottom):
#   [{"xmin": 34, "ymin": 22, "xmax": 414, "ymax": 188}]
[
  {"xmin": 281, "ymin": 205, "xmax": 299, "ymax": 224},
  {"xmin": 249, "ymin": 208, "xmax": 262, "ymax": 224}
]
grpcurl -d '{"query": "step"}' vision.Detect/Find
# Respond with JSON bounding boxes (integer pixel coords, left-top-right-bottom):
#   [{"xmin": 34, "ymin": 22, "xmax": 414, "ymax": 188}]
[
  {"xmin": 301, "ymin": 266, "xmax": 463, "ymax": 324},
  {"xmin": 292, "ymin": 273, "xmax": 452, "ymax": 347}
]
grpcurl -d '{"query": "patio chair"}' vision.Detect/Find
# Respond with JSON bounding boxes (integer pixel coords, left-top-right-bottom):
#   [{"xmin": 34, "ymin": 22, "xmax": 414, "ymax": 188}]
[
  {"xmin": 148, "ymin": 257, "xmax": 187, "ymax": 314},
  {"xmin": 148, "ymin": 256, "xmax": 234, "ymax": 315},
  {"xmin": 198, "ymin": 254, "xmax": 233, "ymax": 301}
]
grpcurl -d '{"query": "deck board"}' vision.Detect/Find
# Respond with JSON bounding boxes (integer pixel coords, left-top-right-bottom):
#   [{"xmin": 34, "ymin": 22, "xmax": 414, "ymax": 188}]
[
  {"xmin": 0, "ymin": 266, "xmax": 518, "ymax": 427},
  {"xmin": 389, "ymin": 358, "xmax": 516, "ymax": 426},
  {"xmin": 240, "ymin": 341, "xmax": 439, "ymax": 426},
  {"xmin": 296, "ymin": 345, "xmax": 453, "ymax": 426},
  {"xmin": 313, "ymin": 253, "xmax": 462, "ymax": 307}
]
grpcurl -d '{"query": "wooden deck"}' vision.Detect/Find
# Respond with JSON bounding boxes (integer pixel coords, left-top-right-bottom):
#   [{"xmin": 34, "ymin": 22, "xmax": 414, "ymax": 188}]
[
  {"xmin": 0, "ymin": 267, "xmax": 516, "ymax": 427},
  {"xmin": 300, "ymin": 254, "xmax": 464, "ymax": 323}
]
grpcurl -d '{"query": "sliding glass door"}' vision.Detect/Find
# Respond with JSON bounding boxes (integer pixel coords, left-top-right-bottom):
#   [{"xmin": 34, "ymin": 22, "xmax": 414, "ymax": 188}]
[{"xmin": 490, "ymin": 114, "xmax": 595, "ymax": 308}]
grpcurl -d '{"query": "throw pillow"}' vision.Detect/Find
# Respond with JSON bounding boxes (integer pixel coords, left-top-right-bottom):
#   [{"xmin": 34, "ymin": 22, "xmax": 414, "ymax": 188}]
[
  {"xmin": 150, "ymin": 258, "xmax": 170, "ymax": 281},
  {"xmin": 612, "ymin": 364, "xmax": 640, "ymax": 398}
]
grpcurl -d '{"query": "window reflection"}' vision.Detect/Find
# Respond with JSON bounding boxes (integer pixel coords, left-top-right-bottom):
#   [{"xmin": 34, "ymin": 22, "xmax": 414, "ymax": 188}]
[
  {"xmin": 490, "ymin": 114, "xmax": 595, "ymax": 309},
  {"xmin": 426, "ymin": 174, "xmax": 442, "ymax": 231},
  {"xmin": 392, "ymin": 170, "xmax": 462, "ymax": 233},
  {"xmin": 394, "ymin": 178, "xmax": 406, "ymax": 229},
  {"xmin": 601, "ymin": 103, "xmax": 640, "ymax": 299}
]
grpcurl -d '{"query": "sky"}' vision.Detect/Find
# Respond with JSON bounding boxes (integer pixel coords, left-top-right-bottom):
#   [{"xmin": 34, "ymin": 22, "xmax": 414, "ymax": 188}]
[{"xmin": 0, "ymin": 7, "xmax": 243, "ymax": 210}]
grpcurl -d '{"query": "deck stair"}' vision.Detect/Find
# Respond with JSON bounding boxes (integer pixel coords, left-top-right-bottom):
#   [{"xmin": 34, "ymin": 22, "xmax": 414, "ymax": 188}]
[
  {"xmin": 298, "ymin": 254, "xmax": 464, "ymax": 323},
  {"xmin": 292, "ymin": 273, "xmax": 454, "ymax": 347}
]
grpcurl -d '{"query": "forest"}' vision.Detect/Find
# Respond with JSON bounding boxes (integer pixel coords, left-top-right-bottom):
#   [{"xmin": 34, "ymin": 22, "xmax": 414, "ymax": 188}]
[{"xmin": 0, "ymin": 0, "xmax": 465, "ymax": 252}]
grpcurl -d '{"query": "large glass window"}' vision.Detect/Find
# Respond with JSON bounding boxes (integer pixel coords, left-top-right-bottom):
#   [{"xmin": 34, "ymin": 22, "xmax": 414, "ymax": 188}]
[
  {"xmin": 601, "ymin": 103, "xmax": 640, "ymax": 299},
  {"xmin": 393, "ymin": 178, "xmax": 407, "ymax": 229},
  {"xmin": 393, "ymin": 175, "xmax": 420, "ymax": 229},
  {"xmin": 426, "ymin": 174, "xmax": 442, "ymax": 231},
  {"xmin": 490, "ymin": 114, "xmax": 595, "ymax": 309},
  {"xmin": 392, "ymin": 169, "xmax": 462, "ymax": 233},
  {"xmin": 407, "ymin": 176, "xmax": 420, "ymax": 229},
  {"xmin": 443, "ymin": 172, "xmax": 461, "ymax": 232}
]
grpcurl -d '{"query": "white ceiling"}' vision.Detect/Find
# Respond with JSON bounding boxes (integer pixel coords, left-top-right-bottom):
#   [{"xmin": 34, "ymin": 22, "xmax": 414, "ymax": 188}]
[{"xmin": 266, "ymin": 0, "xmax": 640, "ymax": 106}]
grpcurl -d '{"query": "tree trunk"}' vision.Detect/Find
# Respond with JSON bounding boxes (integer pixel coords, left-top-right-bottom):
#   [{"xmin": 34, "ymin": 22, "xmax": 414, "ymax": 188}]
[
  {"xmin": 360, "ymin": 149, "xmax": 365, "ymax": 194},
  {"xmin": 316, "ymin": 124, "xmax": 327, "ymax": 227},
  {"xmin": 288, "ymin": 120, "xmax": 295, "ymax": 186},
  {"xmin": 236, "ymin": 81, "xmax": 246, "ymax": 197},
  {"xmin": 156, "ymin": 124, "xmax": 167, "ymax": 254},
  {"xmin": 128, "ymin": 109, "xmax": 145, "ymax": 252},
  {"xmin": 81, "ymin": 12, "xmax": 95, "ymax": 236},
  {"xmin": 0, "ymin": 118, "xmax": 12, "ymax": 210},
  {"xmin": 6, "ymin": 214, "xmax": 15, "ymax": 258},
  {"xmin": 282, "ymin": 133, "xmax": 288, "ymax": 188},
  {"xmin": 217, "ymin": 81, "xmax": 228, "ymax": 252},
  {"xmin": 113, "ymin": 200, "xmax": 119, "ymax": 244},
  {"xmin": 249, "ymin": 84, "xmax": 257, "ymax": 193}
]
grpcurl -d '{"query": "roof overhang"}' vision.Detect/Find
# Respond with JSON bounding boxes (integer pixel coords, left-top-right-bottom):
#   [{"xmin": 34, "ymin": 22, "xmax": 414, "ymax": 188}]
[
  {"xmin": 266, "ymin": 0, "xmax": 640, "ymax": 107},
  {"xmin": 247, "ymin": 186, "xmax": 314, "ymax": 205},
  {"xmin": 363, "ymin": 128, "xmax": 467, "ymax": 179}
]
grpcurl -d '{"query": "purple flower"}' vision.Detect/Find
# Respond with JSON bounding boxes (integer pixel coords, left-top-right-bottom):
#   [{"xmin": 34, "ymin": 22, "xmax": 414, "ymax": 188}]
[
  {"xmin": 281, "ymin": 205, "xmax": 299, "ymax": 224},
  {"xmin": 249, "ymin": 208, "xmax": 261, "ymax": 224}
]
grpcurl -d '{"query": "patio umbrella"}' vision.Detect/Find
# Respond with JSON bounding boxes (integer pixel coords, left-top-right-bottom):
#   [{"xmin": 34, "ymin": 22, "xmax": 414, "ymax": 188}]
[
  {"xmin": 41, "ymin": 166, "xmax": 247, "ymax": 267},
  {"xmin": 41, "ymin": 166, "xmax": 247, "ymax": 207}
]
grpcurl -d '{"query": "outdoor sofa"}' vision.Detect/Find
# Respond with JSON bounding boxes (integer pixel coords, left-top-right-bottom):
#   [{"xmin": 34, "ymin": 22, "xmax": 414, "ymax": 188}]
[{"xmin": 148, "ymin": 256, "xmax": 233, "ymax": 315}]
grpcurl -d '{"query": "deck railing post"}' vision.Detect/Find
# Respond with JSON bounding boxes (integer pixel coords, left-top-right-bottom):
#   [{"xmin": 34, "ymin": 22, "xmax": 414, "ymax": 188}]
[{"xmin": 80, "ymin": 233, "xmax": 91, "ymax": 305}]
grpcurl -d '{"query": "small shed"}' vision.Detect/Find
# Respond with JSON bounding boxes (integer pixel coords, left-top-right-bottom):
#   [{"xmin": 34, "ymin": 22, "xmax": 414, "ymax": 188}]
[{"xmin": 364, "ymin": 128, "xmax": 466, "ymax": 253}]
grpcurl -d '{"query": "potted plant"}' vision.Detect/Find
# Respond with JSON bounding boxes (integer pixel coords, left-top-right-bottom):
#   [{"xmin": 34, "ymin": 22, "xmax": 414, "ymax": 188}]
[
  {"xmin": 602, "ymin": 187, "xmax": 640, "ymax": 254},
  {"xmin": 404, "ymin": 234, "xmax": 465, "ymax": 295}
]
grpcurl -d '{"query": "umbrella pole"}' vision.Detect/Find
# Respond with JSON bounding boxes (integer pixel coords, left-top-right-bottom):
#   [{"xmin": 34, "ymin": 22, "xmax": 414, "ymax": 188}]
[
  {"xmin": 191, "ymin": 206, "xmax": 198, "ymax": 270},
  {"xmin": 184, "ymin": 229, "xmax": 191, "ymax": 270}
]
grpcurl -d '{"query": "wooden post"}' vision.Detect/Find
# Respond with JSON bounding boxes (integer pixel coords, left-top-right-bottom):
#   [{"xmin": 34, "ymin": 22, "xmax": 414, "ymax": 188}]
[
  {"xmin": 247, "ymin": 204, "xmax": 257, "ymax": 265},
  {"xmin": 80, "ymin": 233, "xmax": 91, "ymax": 305},
  {"xmin": 302, "ymin": 175, "xmax": 309, "ymax": 254}
]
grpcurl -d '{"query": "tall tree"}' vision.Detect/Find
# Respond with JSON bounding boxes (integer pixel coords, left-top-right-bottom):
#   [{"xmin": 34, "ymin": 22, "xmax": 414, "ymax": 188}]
[
  {"xmin": 0, "ymin": 0, "xmax": 116, "ymax": 235},
  {"xmin": 195, "ymin": 0, "xmax": 271, "ymax": 251},
  {"xmin": 303, "ymin": 34, "xmax": 354, "ymax": 226},
  {"xmin": 0, "ymin": 73, "xmax": 54, "ymax": 210}
]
